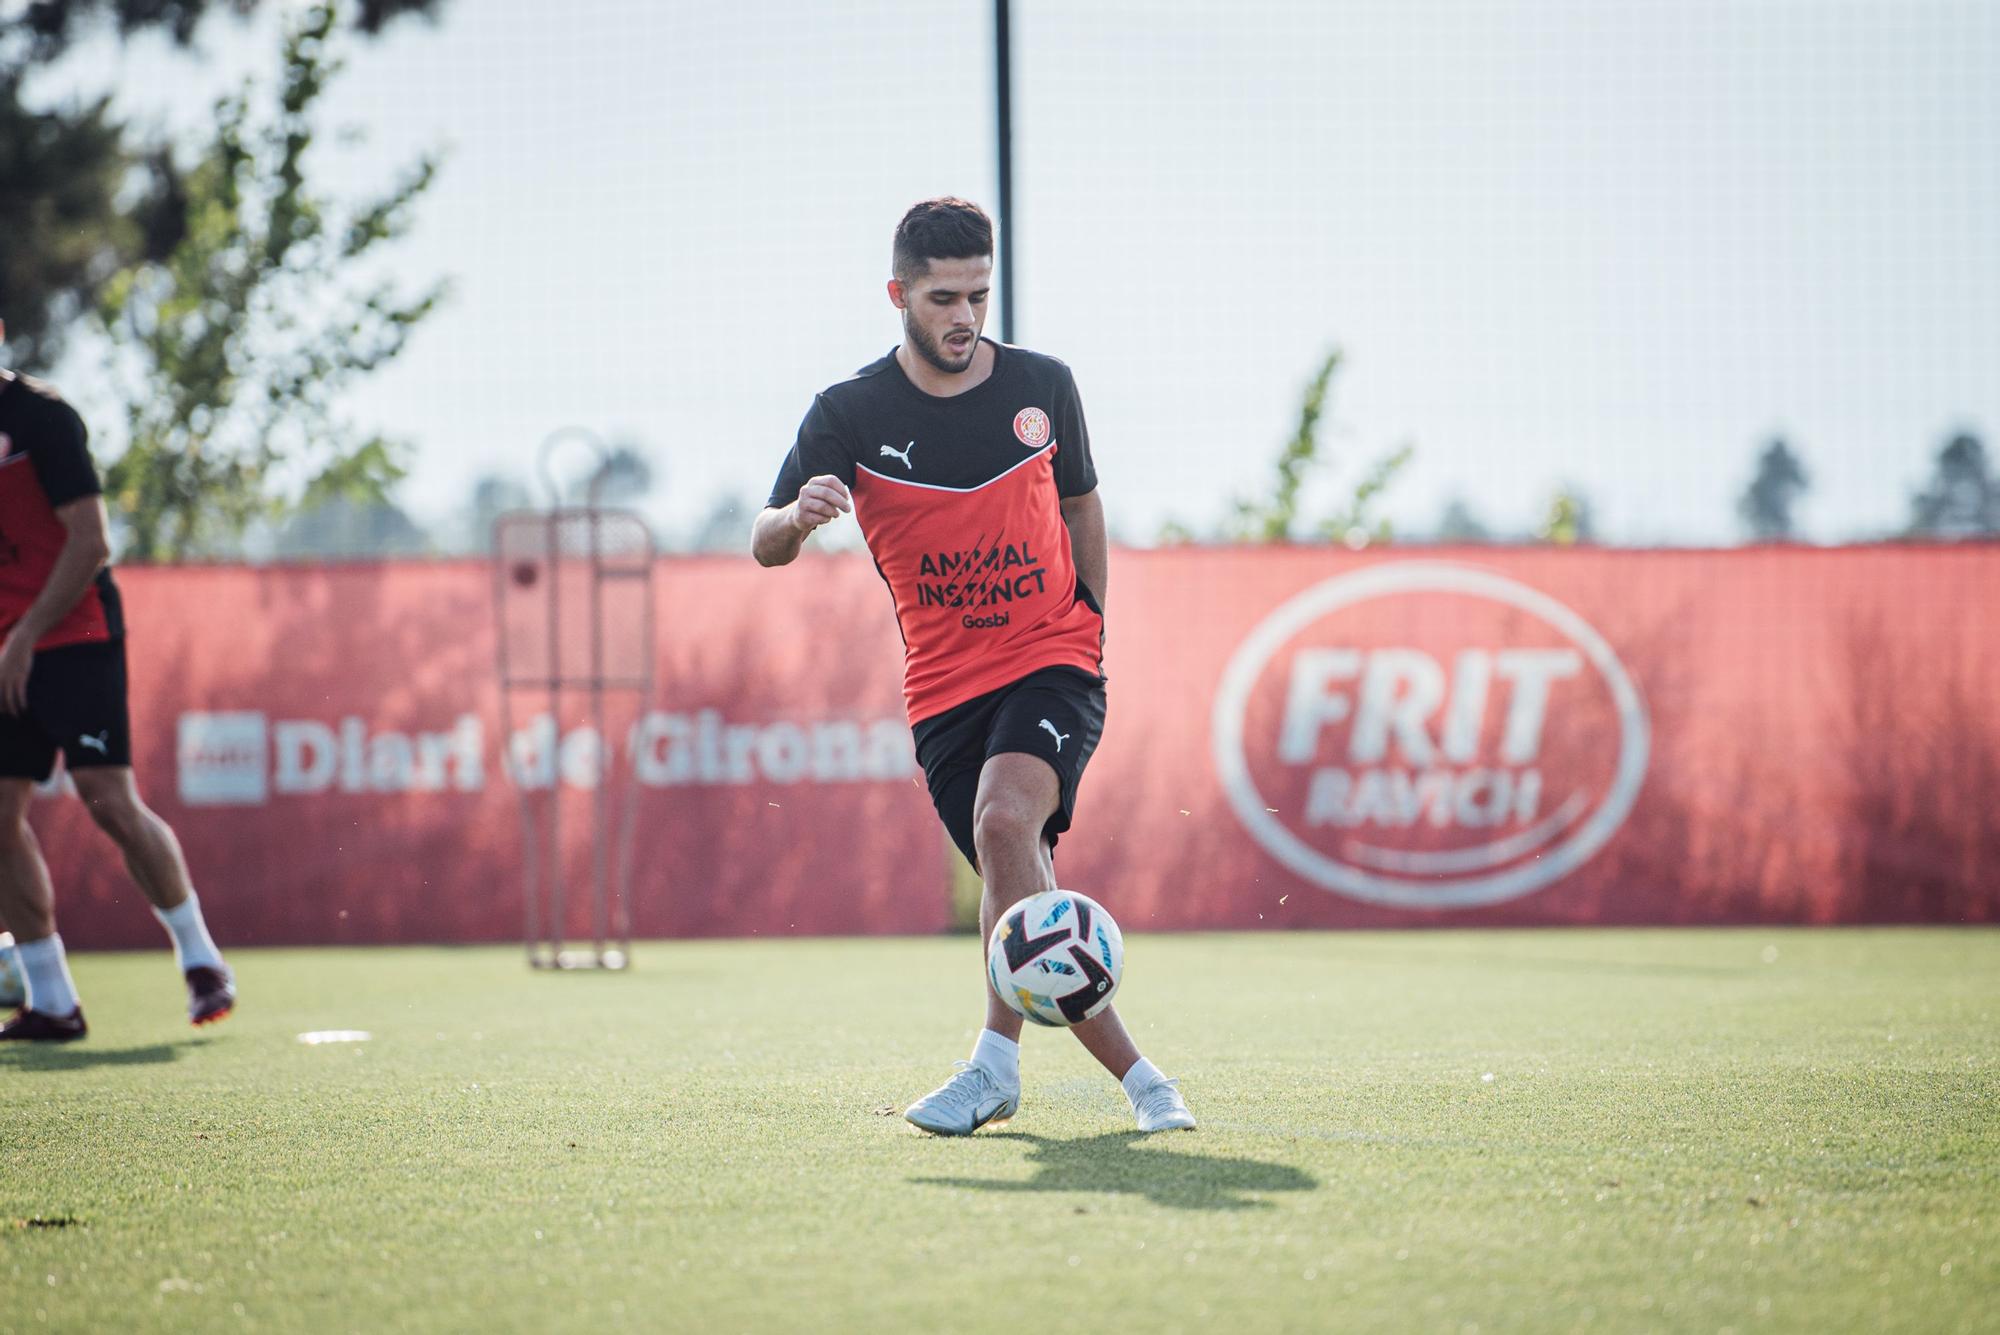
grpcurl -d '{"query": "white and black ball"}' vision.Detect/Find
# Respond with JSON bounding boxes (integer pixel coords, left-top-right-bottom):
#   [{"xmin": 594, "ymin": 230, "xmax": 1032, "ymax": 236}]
[{"xmin": 986, "ymin": 890, "xmax": 1124, "ymax": 1028}]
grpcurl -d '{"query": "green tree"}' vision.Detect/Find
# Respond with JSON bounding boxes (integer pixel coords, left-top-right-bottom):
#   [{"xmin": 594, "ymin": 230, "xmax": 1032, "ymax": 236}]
[
  {"xmin": 1228, "ymin": 352, "xmax": 1339, "ymax": 542},
  {"xmin": 1738, "ymin": 437, "xmax": 1809, "ymax": 541},
  {"xmin": 463, "ymin": 473, "xmax": 533, "ymax": 554},
  {"xmin": 689, "ymin": 493, "xmax": 752, "ymax": 554},
  {"xmin": 0, "ymin": 0, "xmax": 441, "ymax": 373},
  {"xmin": 1908, "ymin": 432, "xmax": 1997, "ymax": 539},
  {"xmin": 273, "ymin": 495, "xmax": 431, "ymax": 560},
  {"xmin": 1315, "ymin": 442, "xmax": 1413, "ymax": 547},
  {"xmin": 0, "ymin": 82, "xmax": 146, "ymax": 373},
  {"xmin": 573, "ymin": 444, "xmax": 656, "ymax": 507},
  {"xmin": 9, "ymin": 0, "xmax": 435, "ymax": 58},
  {"xmin": 1436, "ymin": 495, "xmax": 1491, "ymax": 543},
  {"xmin": 1226, "ymin": 350, "xmax": 1412, "ymax": 545},
  {"xmin": 1536, "ymin": 484, "xmax": 1597, "ymax": 546},
  {"xmin": 91, "ymin": 2, "xmax": 445, "ymax": 560}
]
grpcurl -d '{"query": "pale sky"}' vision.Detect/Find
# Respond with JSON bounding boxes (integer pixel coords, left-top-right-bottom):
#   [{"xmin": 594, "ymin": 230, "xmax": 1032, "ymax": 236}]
[{"xmin": 31, "ymin": 0, "xmax": 2000, "ymax": 547}]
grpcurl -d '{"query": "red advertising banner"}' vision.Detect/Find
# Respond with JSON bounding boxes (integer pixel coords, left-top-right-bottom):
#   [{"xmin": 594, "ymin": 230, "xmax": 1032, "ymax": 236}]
[
  {"xmin": 37, "ymin": 557, "xmax": 943, "ymax": 950},
  {"xmin": 30, "ymin": 547, "xmax": 1999, "ymax": 950},
  {"xmin": 1070, "ymin": 546, "xmax": 1997, "ymax": 931}
]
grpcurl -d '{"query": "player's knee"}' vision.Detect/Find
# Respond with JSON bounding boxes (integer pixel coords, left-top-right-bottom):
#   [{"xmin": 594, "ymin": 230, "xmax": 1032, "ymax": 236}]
[
  {"xmin": 0, "ymin": 780, "xmax": 33, "ymax": 837},
  {"xmin": 972, "ymin": 797, "xmax": 1042, "ymax": 862},
  {"xmin": 80, "ymin": 788, "xmax": 147, "ymax": 843},
  {"xmin": 0, "ymin": 806, "xmax": 31, "ymax": 849}
]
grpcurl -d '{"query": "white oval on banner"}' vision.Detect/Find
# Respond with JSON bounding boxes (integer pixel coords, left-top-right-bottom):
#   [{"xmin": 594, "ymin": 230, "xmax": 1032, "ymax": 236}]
[{"xmin": 1211, "ymin": 561, "xmax": 1649, "ymax": 909}]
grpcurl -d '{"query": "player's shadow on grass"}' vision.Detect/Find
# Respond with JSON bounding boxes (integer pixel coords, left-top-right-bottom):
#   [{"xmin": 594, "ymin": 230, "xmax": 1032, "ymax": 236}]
[
  {"xmin": 912, "ymin": 1132, "xmax": 1316, "ymax": 1212},
  {"xmin": 0, "ymin": 1040, "xmax": 199, "ymax": 1072}
]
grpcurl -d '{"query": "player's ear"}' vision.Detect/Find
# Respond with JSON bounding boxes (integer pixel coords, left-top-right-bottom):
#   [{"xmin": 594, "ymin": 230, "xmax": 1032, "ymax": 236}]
[{"xmin": 886, "ymin": 279, "xmax": 907, "ymax": 311}]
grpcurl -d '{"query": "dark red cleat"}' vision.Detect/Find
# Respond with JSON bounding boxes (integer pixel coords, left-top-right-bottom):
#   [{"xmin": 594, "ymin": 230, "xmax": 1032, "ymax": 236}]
[
  {"xmin": 0, "ymin": 1007, "xmax": 88, "ymax": 1042},
  {"xmin": 186, "ymin": 966, "xmax": 236, "ymax": 1027}
]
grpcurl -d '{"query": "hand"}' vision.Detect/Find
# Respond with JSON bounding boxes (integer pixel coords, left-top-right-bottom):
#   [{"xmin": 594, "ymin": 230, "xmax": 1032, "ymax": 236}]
[
  {"xmin": 790, "ymin": 475, "xmax": 852, "ymax": 535},
  {"xmin": 0, "ymin": 628, "xmax": 32, "ymax": 715}
]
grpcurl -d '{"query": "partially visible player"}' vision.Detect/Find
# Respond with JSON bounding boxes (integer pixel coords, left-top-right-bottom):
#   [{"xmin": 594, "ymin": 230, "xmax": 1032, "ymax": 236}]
[
  {"xmin": 0, "ymin": 319, "xmax": 235, "ymax": 1042},
  {"xmin": 753, "ymin": 200, "xmax": 1194, "ymax": 1134}
]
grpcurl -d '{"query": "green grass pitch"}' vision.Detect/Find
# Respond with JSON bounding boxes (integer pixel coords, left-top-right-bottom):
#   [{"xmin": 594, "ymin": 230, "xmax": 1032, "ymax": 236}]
[{"xmin": 3, "ymin": 929, "xmax": 1995, "ymax": 1333}]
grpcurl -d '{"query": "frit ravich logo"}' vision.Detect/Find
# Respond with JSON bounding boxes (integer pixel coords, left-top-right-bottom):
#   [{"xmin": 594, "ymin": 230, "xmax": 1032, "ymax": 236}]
[
  {"xmin": 1013, "ymin": 406, "xmax": 1050, "ymax": 447},
  {"xmin": 1211, "ymin": 562, "xmax": 1648, "ymax": 909}
]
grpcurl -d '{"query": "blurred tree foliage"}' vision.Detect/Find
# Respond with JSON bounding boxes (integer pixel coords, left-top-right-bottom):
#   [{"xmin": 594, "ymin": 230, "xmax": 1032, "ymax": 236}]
[
  {"xmin": 575, "ymin": 444, "xmax": 656, "ymax": 507},
  {"xmin": 1435, "ymin": 495, "xmax": 1491, "ymax": 543},
  {"xmin": 689, "ymin": 493, "xmax": 751, "ymax": 554},
  {"xmin": 0, "ymin": 82, "xmax": 151, "ymax": 373},
  {"xmin": 1315, "ymin": 441, "xmax": 1413, "ymax": 547},
  {"xmin": 273, "ymin": 495, "xmax": 430, "ymax": 560},
  {"xmin": 1738, "ymin": 437, "xmax": 1810, "ymax": 542},
  {"xmin": 1223, "ymin": 350, "xmax": 1413, "ymax": 546},
  {"xmin": 1908, "ymin": 432, "xmax": 1996, "ymax": 539},
  {"xmin": 79, "ymin": 3, "xmax": 445, "ymax": 558},
  {"xmin": 1535, "ymin": 484, "xmax": 1596, "ymax": 546},
  {"xmin": 11, "ymin": 0, "xmax": 433, "ymax": 54},
  {"xmin": 462, "ymin": 474, "xmax": 532, "ymax": 554},
  {"xmin": 1227, "ymin": 351, "xmax": 1338, "ymax": 543},
  {"xmin": 0, "ymin": 0, "xmax": 441, "ymax": 374}
]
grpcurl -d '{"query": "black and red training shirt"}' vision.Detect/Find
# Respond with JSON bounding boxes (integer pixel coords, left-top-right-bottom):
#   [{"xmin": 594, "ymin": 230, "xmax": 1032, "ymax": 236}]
[
  {"xmin": 0, "ymin": 373, "xmax": 123, "ymax": 650},
  {"xmin": 768, "ymin": 341, "xmax": 1105, "ymax": 726}
]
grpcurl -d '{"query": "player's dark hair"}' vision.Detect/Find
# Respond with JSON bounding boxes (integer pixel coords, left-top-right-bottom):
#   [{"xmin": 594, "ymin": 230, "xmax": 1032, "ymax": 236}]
[{"xmin": 892, "ymin": 198, "xmax": 994, "ymax": 286}]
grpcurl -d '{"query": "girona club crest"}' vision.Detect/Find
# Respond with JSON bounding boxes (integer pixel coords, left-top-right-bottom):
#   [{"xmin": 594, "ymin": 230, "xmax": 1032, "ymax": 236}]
[{"xmin": 1013, "ymin": 407, "xmax": 1051, "ymax": 448}]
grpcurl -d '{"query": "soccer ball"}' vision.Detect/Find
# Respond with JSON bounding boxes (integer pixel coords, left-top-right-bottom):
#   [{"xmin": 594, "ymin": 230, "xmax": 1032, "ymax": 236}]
[
  {"xmin": 0, "ymin": 933, "xmax": 23, "ymax": 1010},
  {"xmin": 987, "ymin": 889, "xmax": 1124, "ymax": 1028}
]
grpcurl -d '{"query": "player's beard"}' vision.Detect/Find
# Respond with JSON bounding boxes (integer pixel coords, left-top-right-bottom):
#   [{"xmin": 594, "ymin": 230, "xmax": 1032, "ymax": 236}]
[{"xmin": 904, "ymin": 310, "xmax": 976, "ymax": 375}]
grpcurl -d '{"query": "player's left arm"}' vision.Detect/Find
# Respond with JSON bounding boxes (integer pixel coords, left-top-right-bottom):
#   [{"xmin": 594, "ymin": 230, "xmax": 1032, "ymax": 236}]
[
  {"xmin": 1061, "ymin": 489, "xmax": 1107, "ymax": 612},
  {"xmin": 1052, "ymin": 365, "xmax": 1104, "ymax": 610},
  {"xmin": 0, "ymin": 496, "xmax": 112, "ymax": 713}
]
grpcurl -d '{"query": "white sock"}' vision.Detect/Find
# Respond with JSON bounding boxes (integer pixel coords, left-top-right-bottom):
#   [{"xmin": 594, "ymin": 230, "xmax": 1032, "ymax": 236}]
[
  {"xmin": 969, "ymin": 1029, "xmax": 1020, "ymax": 1086},
  {"xmin": 1122, "ymin": 1057, "xmax": 1166, "ymax": 1102},
  {"xmin": 17, "ymin": 934, "xmax": 81, "ymax": 1016},
  {"xmin": 154, "ymin": 891, "xmax": 225, "ymax": 972}
]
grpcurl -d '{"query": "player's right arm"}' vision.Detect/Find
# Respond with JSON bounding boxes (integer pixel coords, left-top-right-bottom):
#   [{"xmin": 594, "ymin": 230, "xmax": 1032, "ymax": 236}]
[
  {"xmin": 754, "ymin": 395, "xmax": 856, "ymax": 568},
  {"xmin": 751, "ymin": 475, "xmax": 851, "ymax": 567}
]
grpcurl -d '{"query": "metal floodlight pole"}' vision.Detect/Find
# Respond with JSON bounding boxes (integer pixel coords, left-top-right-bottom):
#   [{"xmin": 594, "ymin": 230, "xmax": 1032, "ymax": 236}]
[{"xmin": 995, "ymin": 0, "xmax": 1016, "ymax": 345}]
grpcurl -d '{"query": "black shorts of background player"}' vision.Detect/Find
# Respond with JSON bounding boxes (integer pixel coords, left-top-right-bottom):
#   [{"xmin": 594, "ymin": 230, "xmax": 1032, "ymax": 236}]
[{"xmin": 0, "ymin": 334, "xmax": 235, "ymax": 1042}]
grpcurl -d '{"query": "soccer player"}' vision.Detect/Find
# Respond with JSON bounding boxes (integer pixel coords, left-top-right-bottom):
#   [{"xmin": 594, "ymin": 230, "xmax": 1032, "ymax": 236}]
[
  {"xmin": 753, "ymin": 200, "xmax": 1193, "ymax": 1135},
  {"xmin": 0, "ymin": 322, "xmax": 236, "ymax": 1042}
]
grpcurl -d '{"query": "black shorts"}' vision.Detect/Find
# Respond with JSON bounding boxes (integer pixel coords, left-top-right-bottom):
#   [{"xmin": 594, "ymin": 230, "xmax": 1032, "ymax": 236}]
[
  {"xmin": 911, "ymin": 665, "xmax": 1107, "ymax": 870},
  {"xmin": 0, "ymin": 638, "xmax": 132, "ymax": 781}
]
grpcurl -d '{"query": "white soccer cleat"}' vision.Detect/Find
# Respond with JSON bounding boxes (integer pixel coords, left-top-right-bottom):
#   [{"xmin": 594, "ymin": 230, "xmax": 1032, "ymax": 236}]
[
  {"xmin": 904, "ymin": 1061, "xmax": 1020, "ymax": 1136},
  {"xmin": 1130, "ymin": 1075, "xmax": 1196, "ymax": 1132}
]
